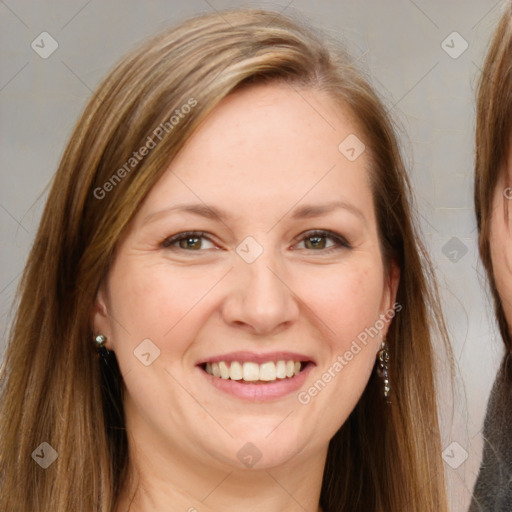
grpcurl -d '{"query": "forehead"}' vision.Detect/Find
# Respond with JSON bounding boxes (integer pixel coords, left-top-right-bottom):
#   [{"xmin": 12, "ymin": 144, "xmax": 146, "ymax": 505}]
[
  {"xmin": 138, "ymin": 82, "xmax": 374, "ymax": 224},
  {"xmin": 179, "ymin": 82, "xmax": 363, "ymax": 169}
]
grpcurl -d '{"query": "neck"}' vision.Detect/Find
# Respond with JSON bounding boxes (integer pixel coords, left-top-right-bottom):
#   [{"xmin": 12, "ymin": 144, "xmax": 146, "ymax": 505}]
[{"xmin": 115, "ymin": 430, "xmax": 326, "ymax": 512}]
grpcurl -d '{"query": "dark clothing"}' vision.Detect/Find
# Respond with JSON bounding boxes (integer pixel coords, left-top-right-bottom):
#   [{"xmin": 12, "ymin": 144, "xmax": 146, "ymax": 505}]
[{"xmin": 469, "ymin": 354, "xmax": 512, "ymax": 512}]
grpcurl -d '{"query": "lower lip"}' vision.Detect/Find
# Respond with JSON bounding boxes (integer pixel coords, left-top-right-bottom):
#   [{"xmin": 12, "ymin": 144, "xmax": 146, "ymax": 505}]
[{"xmin": 198, "ymin": 363, "xmax": 314, "ymax": 401}]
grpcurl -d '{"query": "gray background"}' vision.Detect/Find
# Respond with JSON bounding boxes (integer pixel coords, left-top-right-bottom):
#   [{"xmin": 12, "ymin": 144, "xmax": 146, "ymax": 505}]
[{"xmin": 0, "ymin": 0, "xmax": 506, "ymax": 509}]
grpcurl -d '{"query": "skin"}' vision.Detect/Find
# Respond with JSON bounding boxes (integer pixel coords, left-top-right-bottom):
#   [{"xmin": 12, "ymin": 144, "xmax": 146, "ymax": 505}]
[
  {"xmin": 490, "ymin": 158, "xmax": 512, "ymax": 331},
  {"xmin": 93, "ymin": 82, "xmax": 399, "ymax": 512}
]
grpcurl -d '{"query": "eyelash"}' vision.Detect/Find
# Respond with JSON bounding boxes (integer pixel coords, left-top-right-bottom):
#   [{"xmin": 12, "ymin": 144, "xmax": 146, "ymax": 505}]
[{"xmin": 160, "ymin": 229, "xmax": 351, "ymax": 254}]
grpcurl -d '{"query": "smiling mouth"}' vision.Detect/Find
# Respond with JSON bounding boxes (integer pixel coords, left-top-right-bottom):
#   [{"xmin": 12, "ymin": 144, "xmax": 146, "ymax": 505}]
[{"xmin": 200, "ymin": 360, "xmax": 311, "ymax": 384}]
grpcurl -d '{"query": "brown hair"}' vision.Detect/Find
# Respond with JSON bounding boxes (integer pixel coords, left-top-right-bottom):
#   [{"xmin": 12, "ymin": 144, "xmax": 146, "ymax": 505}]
[
  {"xmin": 475, "ymin": 2, "xmax": 512, "ymax": 353},
  {"xmin": 0, "ymin": 9, "xmax": 450, "ymax": 511}
]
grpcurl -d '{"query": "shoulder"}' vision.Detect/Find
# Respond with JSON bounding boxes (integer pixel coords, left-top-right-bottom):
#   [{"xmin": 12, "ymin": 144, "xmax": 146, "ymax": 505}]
[{"xmin": 469, "ymin": 353, "xmax": 512, "ymax": 512}]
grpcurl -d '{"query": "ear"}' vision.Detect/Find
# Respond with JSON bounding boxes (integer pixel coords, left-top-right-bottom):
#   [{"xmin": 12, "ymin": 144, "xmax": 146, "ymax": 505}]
[
  {"xmin": 91, "ymin": 284, "xmax": 113, "ymax": 348},
  {"xmin": 379, "ymin": 259, "xmax": 401, "ymax": 338}
]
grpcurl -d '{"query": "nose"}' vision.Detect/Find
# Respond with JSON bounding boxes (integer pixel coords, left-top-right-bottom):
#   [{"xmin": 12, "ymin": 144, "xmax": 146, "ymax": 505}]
[{"xmin": 221, "ymin": 247, "xmax": 300, "ymax": 336}]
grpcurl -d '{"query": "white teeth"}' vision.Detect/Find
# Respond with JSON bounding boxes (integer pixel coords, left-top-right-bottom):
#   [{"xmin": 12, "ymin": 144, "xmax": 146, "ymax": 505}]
[
  {"xmin": 219, "ymin": 361, "xmax": 229, "ymax": 379},
  {"xmin": 204, "ymin": 359, "xmax": 305, "ymax": 382},
  {"xmin": 243, "ymin": 362, "xmax": 260, "ymax": 381},
  {"xmin": 276, "ymin": 360, "xmax": 287, "ymax": 379},
  {"xmin": 259, "ymin": 362, "xmax": 276, "ymax": 381},
  {"xmin": 230, "ymin": 361, "xmax": 243, "ymax": 380}
]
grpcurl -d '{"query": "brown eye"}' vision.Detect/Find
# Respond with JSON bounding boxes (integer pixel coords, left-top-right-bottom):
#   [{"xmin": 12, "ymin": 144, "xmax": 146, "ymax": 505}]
[
  {"xmin": 177, "ymin": 236, "xmax": 202, "ymax": 250},
  {"xmin": 161, "ymin": 231, "xmax": 215, "ymax": 251},
  {"xmin": 304, "ymin": 235, "xmax": 328, "ymax": 250},
  {"xmin": 296, "ymin": 230, "xmax": 350, "ymax": 252}
]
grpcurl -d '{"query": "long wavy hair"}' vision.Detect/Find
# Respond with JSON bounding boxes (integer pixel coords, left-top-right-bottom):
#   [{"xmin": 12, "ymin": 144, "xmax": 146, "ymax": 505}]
[
  {"xmin": 474, "ymin": 1, "xmax": 512, "ymax": 354},
  {"xmin": 0, "ymin": 9, "xmax": 450, "ymax": 511}
]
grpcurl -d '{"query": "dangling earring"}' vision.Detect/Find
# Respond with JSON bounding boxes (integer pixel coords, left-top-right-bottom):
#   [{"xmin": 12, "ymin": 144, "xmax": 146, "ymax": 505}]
[
  {"xmin": 93, "ymin": 334, "xmax": 106, "ymax": 351},
  {"xmin": 376, "ymin": 339, "xmax": 391, "ymax": 403}
]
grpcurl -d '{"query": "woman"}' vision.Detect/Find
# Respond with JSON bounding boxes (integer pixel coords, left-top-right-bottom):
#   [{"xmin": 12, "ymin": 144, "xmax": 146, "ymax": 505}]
[
  {"xmin": 0, "ymin": 9, "xmax": 450, "ymax": 512},
  {"xmin": 470, "ymin": 4, "xmax": 512, "ymax": 511}
]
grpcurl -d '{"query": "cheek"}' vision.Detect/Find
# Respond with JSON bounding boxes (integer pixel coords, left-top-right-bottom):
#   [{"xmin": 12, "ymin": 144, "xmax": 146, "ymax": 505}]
[
  {"xmin": 106, "ymin": 259, "xmax": 211, "ymax": 359},
  {"xmin": 299, "ymin": 260, "xmax": 384, "ymax": 347},
  {"xmin": 104, "ymin": 260, "xmax": 215, "ymax": 432},
  {"xmin": 490, "ymin": 213, "xmax": 512, "ymax": 323},
  {"xmin": 293, "ymin": 261, "xmax": 384, "ymax": 418}
]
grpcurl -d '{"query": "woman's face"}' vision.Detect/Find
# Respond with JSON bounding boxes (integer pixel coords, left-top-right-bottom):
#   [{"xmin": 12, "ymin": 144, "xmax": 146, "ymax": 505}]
[
  {"xmin": 93, "ymin": 82, "xmax": 399, "ymax": 474},
  {"xmin": 490, "ymin": 161, "xmax": 512, "ymax": 331}
]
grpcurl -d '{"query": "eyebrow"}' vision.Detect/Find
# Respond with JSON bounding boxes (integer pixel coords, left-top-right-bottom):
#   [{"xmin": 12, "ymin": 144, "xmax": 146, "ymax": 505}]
[{"xmin": 142, "ymin": 200, "xmax": 367, "ymax": 226}]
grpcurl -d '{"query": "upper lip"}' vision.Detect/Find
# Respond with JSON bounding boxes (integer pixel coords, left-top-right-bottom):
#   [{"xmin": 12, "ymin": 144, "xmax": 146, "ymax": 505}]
[{"xmin": 196, "ymin": 351, "xmax": 316, "ymax": 366}]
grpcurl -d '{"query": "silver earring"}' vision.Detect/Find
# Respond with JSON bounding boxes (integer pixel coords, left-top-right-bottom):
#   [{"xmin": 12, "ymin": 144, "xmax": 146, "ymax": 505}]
[
  {"xmin": 93, "ymin": 334, "xmax": 106, "ymax": 349},
  {"xmin": 376, "ymin": 340, "xmax": 391, "ymax": 402}
]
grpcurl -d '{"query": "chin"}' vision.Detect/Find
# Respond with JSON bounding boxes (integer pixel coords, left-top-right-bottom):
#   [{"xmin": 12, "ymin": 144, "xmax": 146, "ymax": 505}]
[{"xmin": 200, "ymin": 424, "xmax": 311, "ymax": 470}]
